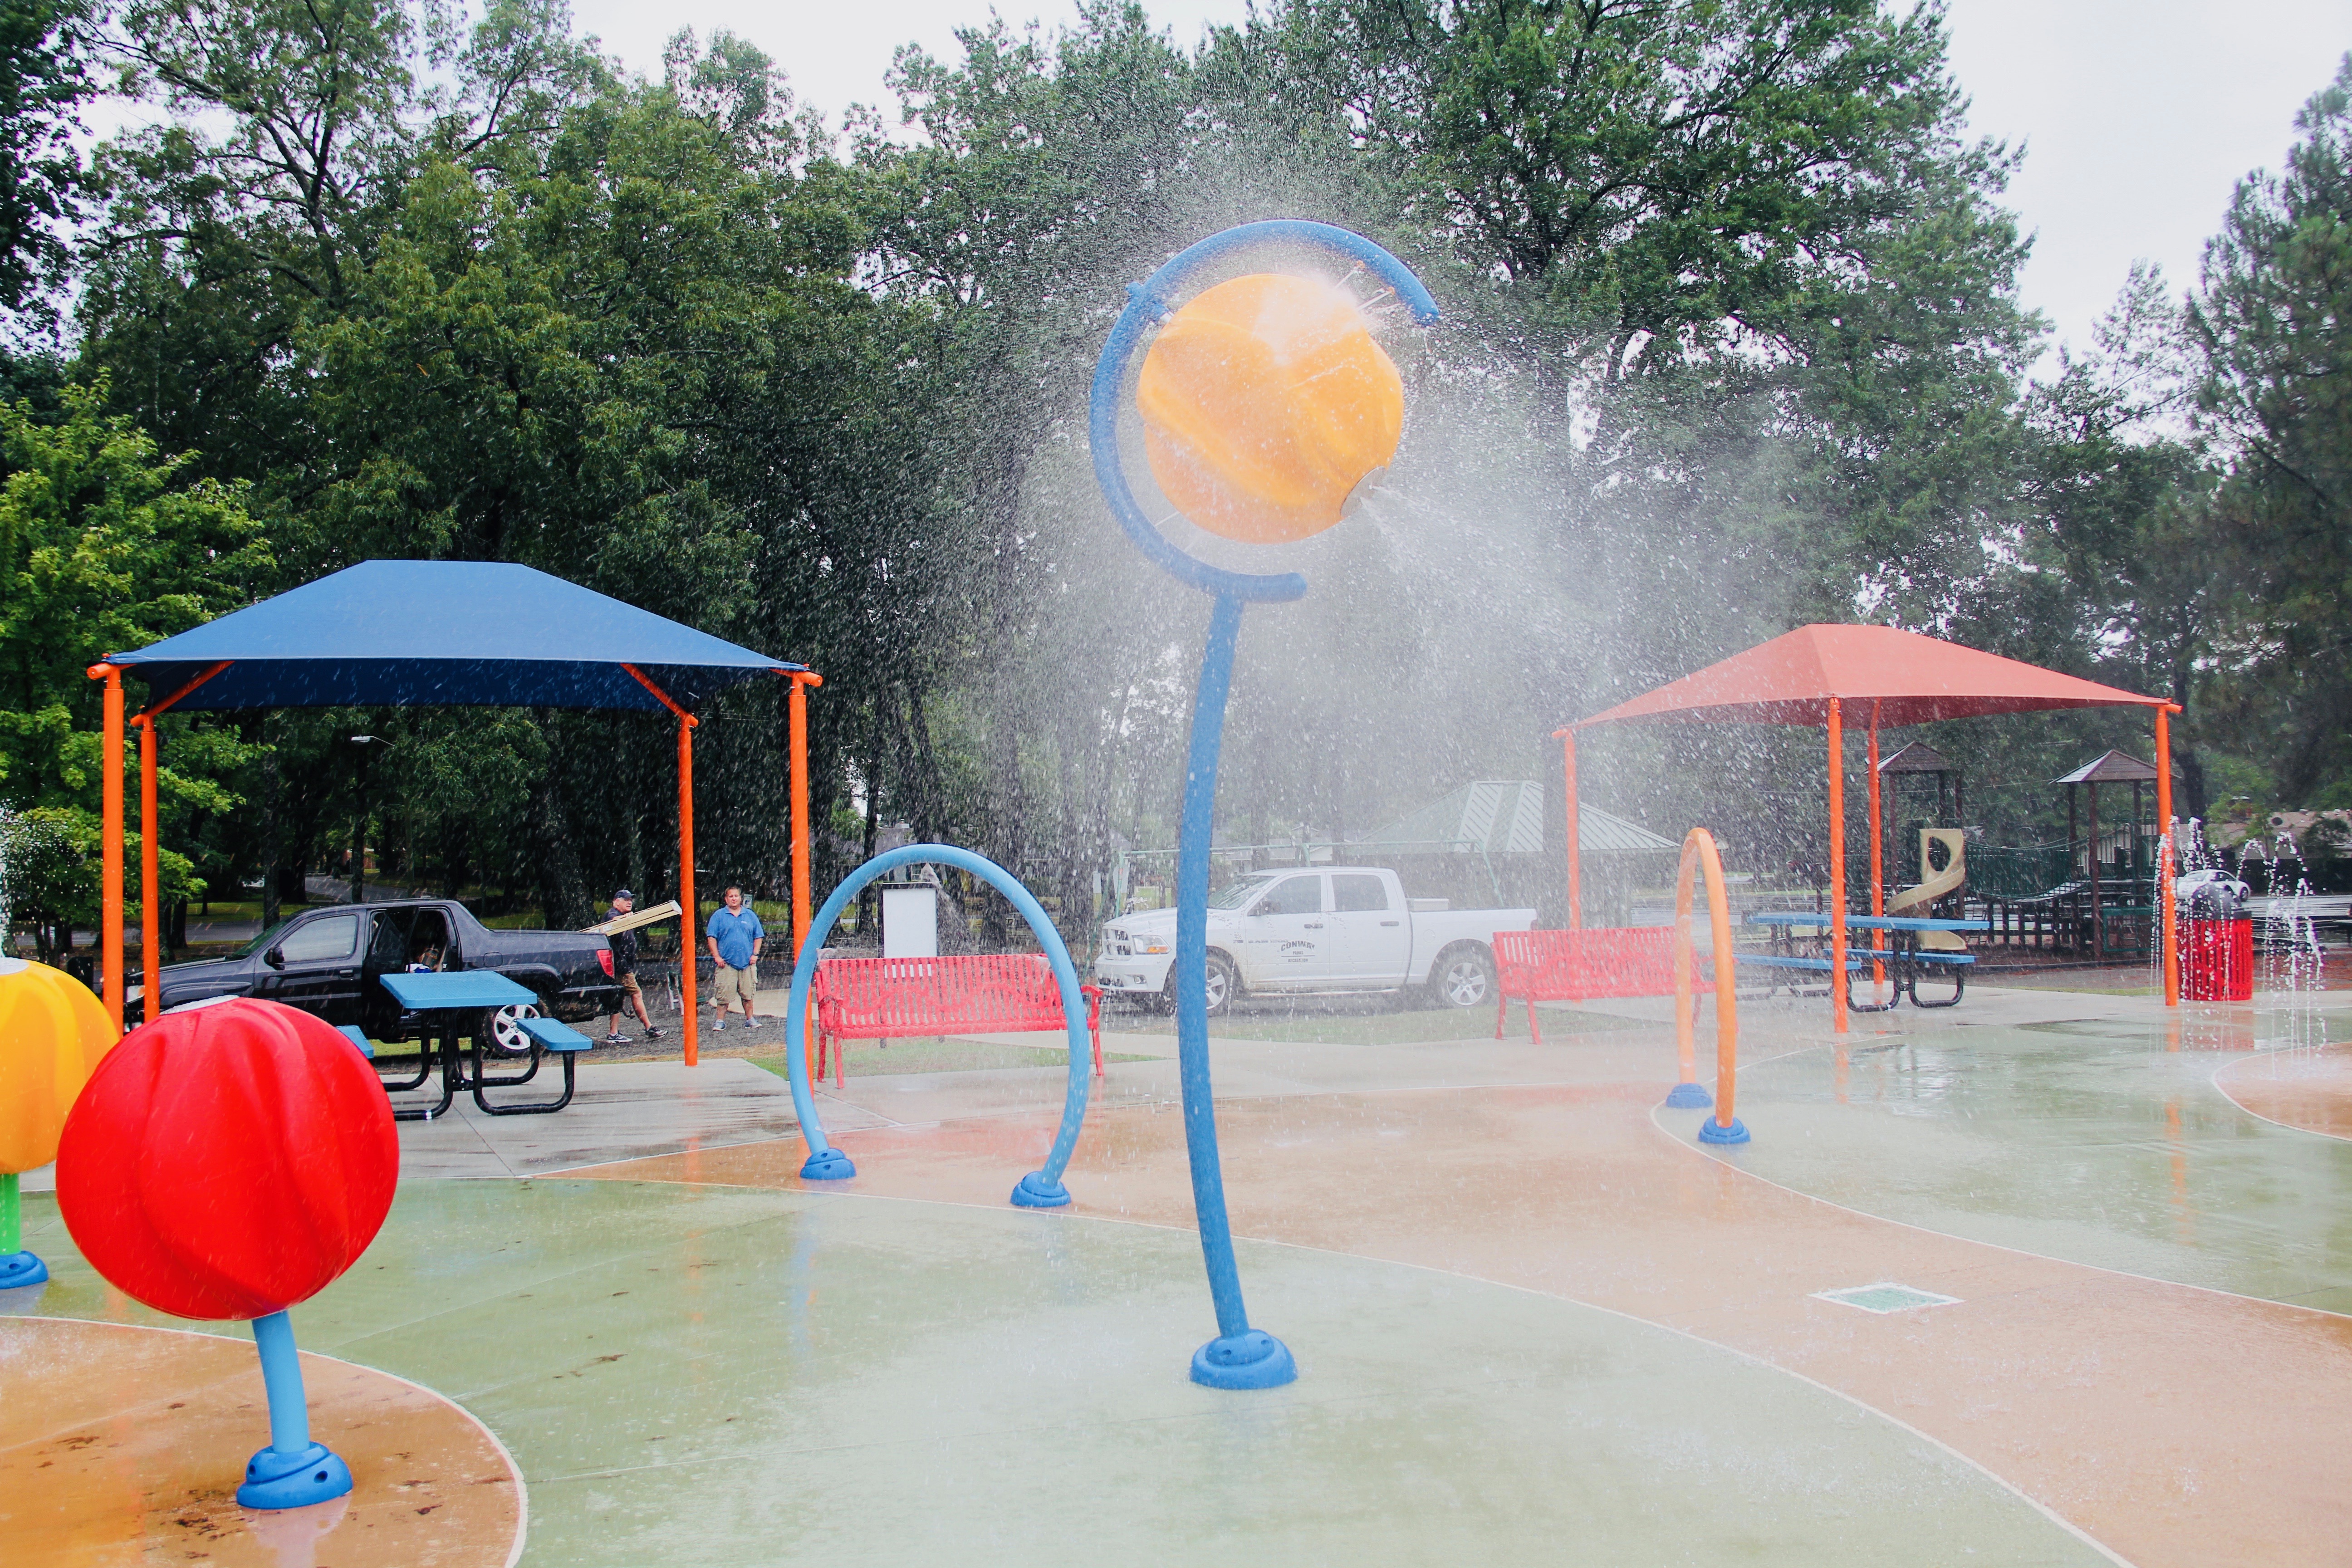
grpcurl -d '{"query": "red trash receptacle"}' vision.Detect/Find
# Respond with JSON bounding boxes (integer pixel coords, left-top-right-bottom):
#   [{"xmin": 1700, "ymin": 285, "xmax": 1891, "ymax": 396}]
[{"xmin": 2183, "ymin": 917, "xmax": 2254, "ymax": 1001}]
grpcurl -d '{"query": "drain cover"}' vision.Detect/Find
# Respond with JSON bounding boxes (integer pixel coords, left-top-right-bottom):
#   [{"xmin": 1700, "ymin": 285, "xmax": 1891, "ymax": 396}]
[{"xmin": 1814, "ymin": 1283, "xmax": 1960, "ymax": 1314}]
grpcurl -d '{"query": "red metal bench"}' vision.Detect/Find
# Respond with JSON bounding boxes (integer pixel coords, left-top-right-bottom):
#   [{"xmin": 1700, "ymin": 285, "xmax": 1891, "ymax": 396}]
[
  {"xmin": 1493, "ymin": 928, "xmax": 1707, "ymax": 1044},
  {"xmin": 811, "ymin": 954, "xmax": 1105, "ymax": 1088}
]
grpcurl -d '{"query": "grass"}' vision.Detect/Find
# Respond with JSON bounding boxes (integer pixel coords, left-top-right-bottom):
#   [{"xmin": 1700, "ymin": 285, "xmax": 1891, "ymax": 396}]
[
  {"xmin": 749, "ymin": 1038, "xmax": 1155, "ymax": 1078},
  {"xmin": 1102, "ymin": 1000, "xmax": 1650, "ymax": 1046}
]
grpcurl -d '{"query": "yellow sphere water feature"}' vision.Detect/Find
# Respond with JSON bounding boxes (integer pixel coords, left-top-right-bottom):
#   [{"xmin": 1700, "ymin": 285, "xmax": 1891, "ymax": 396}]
[
  {"xmin": 0, "ymin": 956, "xmax": 118, "ymax": 1174},
  {"xmin": 1137, "ymin": 273, "xmax": 1404, "ymax": 545}
]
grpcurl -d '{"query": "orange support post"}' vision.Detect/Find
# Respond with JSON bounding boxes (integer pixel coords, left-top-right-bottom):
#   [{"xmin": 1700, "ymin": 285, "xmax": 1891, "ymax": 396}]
[
  {"xmin": 623, "ymin": 662, "xmax": 702, "ymax": 1067},
  {"xmin": 125, "ymin": 660, "xmax": 227, "ymax": 1028},
  {"xmin": 1557, "ymin": 727, "xmax": 1582, "ymax": 929},
  {"xmin": 89, "ymin": 665, "xmax": 124, "ymax": 1030},
  {"xmin": 2157, "ymin": 704, "xmax": 2180, "ymax": 1007},
  {"xmin": 679, "ymin": 713, "xmax": 698, "ymax": 1066},
  {"xmin": 139, "ymin": 716, "xmax": 160, "ymax": 1020},
  {"xmin": 787, "ymin": 671, "xmax": 825, "ymax": 1088},
  {"xmin": 1867, "ymin": 701, "xmax": 1884, "ymax": 991},
  {"xmin": 1828, "ymin": 696, "xmax": 1847, "ymax": 1035}
]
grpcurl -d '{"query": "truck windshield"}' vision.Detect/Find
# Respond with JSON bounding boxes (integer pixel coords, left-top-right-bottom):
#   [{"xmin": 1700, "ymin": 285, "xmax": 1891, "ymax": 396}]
[{"xmin": 1206, "ymin": 874, "xmax": 1276, "ymax": 911}]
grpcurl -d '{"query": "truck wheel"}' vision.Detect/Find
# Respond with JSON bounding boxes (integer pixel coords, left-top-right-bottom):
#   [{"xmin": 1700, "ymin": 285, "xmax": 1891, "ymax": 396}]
[
  {"xmin": 481, "ymin": 1001, "xmax": 543, "ymax": 1056},
  {"xmin": 1164, "ymin": 953, "xmax": 1239, "ymax": 1019},
  {"xmin": 1430, "ymin": 945, "xmax": 1494, "ymax": 1009}
]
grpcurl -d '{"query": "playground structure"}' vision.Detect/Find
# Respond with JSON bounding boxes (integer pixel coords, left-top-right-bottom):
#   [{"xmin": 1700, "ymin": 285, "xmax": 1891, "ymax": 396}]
[
  {"xmin": 1089, "ymin": 219, "xmax": 1440, "ymax": 1390},
  {"xmin": 83, "ymin": 561, "xmax": 821, "ymax": 1070},
  {"xmin": 1560, "ymin": 623, "xmax": 2184, "ymax": 1029}
]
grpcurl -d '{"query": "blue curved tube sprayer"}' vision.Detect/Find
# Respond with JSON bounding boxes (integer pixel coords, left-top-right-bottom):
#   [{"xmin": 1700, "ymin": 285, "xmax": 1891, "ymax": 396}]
[
  {"xmin": 783, "ymin": 843, "xmax": 1094, "ymax": 1205},
  {"xmin": 1090, "ymin": 220, "xmax": 1440, "ymax": 1389}
]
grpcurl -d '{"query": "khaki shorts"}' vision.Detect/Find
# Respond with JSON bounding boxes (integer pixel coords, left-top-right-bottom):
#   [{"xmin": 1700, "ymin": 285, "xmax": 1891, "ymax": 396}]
[
  {"xmin": 618, "ymin": 971, "xmax": 643, "ymax": 1001},
  {"xmin": 712, "ymin": 963, "xmax": 757, "ymax": 1010}
]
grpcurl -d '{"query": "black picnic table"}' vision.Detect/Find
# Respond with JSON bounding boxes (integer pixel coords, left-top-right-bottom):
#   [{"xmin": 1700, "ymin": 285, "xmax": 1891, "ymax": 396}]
[{"xmin": 374, "ymin": 970, "xmax": 596, "ymax": 1119}]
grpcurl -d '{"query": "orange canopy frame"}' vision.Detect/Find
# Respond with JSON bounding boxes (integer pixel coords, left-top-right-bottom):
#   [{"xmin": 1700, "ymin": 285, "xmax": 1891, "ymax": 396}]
[{"xmin": 1557, "ymin": 624, "xmax": 2183, "ymax": 1030}]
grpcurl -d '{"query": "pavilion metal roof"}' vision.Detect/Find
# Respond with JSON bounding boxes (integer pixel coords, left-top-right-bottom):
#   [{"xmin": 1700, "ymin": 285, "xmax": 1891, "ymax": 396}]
[
  {"xmin": 108, "ymin": 560, "xmax": 802, "ymax": 714},
  {"xmin": 1359, "ymin": 780, "xmax": 1674, "ymax": 857}
]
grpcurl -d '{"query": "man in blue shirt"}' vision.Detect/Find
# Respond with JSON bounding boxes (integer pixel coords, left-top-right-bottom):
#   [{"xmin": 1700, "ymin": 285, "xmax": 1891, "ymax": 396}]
[{"xmin": 705, "ymin": 885, "xmax": 766, "ymax": 1030}]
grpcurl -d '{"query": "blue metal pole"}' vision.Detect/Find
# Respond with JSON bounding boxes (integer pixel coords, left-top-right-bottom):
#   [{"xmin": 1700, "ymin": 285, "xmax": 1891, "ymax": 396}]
[
  {"xmin": 1173, "ymin": 594, "xmax": 1296, "ymax": 1388},
  {"xmin": 236, "ymin": 1310, "xmax": 353, "ymax": 1509}
]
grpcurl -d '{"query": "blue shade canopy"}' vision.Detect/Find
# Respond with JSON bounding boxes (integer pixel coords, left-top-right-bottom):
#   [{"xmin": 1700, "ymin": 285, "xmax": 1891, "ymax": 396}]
[{"xmin": 108, "ymin": 561, "xmax": 802, "ymax": 713}]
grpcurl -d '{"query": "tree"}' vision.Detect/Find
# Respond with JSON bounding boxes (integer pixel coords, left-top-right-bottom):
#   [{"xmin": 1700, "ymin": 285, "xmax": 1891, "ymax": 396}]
[
  {"xmin": 0, "ymin": 377, "xmax": 267, "ymax": 945},
  {"xmin": 2191, "ymin": 56, "xmax": 2352, "ymax": 804},
  {"xmin": 0, "ymin": 0, "xmax": 95, "ymax": 319}
]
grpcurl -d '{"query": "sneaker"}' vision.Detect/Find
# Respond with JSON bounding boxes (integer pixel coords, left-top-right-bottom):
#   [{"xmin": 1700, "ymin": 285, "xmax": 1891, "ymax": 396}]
[
  {"xmin": 603, "ymin": 1032, "xmax": 632, "ymax": 1045},
  {"xmin": 743, "ymin": 1015, "xmax": 761, "ymax": 1028},
  {"xmin": 644, "ymin": 1026, "xmax": 665, "ymax": 1040},
  {"xmin": 712, "ymin": 1019, "xmax": 727, "ymax": 1031}
]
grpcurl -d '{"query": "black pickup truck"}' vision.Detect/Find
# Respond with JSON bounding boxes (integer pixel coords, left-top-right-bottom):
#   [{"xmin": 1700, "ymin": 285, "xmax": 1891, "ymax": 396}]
[{"xmin": 132, "ymin": 899, "xmax": 624, "ymax": 1050}]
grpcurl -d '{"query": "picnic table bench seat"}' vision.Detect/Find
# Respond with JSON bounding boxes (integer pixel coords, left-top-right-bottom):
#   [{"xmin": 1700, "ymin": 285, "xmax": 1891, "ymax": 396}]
[
  {"xmin": 473, "ymin": 1014, "xmax": 597, "ymax": 1116},
  {"xmin": 813, "ymin": 954, "xmax": 1104, "ymax": 1088}
]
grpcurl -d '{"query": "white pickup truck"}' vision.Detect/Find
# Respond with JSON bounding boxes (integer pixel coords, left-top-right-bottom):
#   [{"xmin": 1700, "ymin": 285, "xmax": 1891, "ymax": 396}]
[{"xmin": 1093, "ymin": 866, "xmax": 1537, "ymax": 1016}]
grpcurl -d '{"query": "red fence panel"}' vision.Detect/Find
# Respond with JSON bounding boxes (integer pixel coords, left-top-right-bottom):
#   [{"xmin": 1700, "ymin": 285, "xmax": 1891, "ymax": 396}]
[
  {"xmin": 812, "ymin": 955, "xmax": 1102, "ymax": 1086},
  {"xmin": 1494, "ymin": 928, "xmax": 1701, "ymax": 1044}
]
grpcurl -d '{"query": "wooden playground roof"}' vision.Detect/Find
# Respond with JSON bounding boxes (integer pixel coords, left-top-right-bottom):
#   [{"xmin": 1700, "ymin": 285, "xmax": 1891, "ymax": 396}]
[
  {"xmin": 1573, "ymin": 624, "xmax": 2166, "ymax": 730},
  {"xmin": 2055, "ymin": 750, "xmax": 2181, "ymax": 785},
  {"xmin": 1878, "ymin": 741, "xmax": 1958, "ymax": 775}
]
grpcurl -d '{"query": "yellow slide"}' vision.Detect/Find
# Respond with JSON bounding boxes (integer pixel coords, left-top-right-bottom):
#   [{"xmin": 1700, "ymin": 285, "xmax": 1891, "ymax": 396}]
[{"xmin": 1887, "ymin": 829, "xmax": 1968, "ymax": 951}]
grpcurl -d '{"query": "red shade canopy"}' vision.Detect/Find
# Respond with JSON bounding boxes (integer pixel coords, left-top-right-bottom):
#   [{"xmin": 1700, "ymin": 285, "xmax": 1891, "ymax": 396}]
[{"xmin": 1573, "ymin": 624, "xmax": 2166, "ymax": 730}]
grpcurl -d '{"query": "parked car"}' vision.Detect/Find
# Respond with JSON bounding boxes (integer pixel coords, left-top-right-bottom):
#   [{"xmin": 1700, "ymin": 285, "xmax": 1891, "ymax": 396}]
[
  {"xmin": 131, "ymin": 899, "xmax": 623, "ymax": 1051},
  {"xmin": 1094, "ymin": 866, "xmax": 1537, "ymax": 1016},
  {"xmin": 2174, "ymin": 868, "xmax": 2252, "ymax": 916}
]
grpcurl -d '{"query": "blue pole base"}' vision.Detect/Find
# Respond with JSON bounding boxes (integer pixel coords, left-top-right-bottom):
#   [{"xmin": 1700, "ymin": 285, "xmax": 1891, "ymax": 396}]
[
  {"xmin": 1009, "ymin": 1171, "xmax": 1071, "ymax": 1208},
  {"xmin": 799, "ymin": 1147, "xmax": 857, "ymax": 1181},
  {"xmin": 236, "ymin": 1441, "xmax": 353, "ymax": 1510},
  {"xmin": 1696, "ymin": 1116, "xmax": 1752, "ymax": 1146},
  {"xmin": 0, "ymin": 1250, "xmax": 48, "ymax": 1289},
  {"xmin": 1662, "ymin": 1081, "xmax": 1714, "ymax": 1109},
  {"xmin": 1191, "ymin": 1329, "xmax": 1297, "ymax": 1390}
]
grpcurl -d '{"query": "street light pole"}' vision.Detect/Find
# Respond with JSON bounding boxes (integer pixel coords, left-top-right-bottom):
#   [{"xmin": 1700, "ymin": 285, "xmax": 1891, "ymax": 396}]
[{"xmin": 349, "ymin": 735, "xmax": 388, "ymax": 904}]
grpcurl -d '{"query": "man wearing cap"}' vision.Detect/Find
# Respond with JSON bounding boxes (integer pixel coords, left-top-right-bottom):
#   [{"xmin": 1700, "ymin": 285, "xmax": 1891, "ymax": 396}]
[{"xmin": 603, "ymin": 889, "xmax": 662, "ymax": 1046}]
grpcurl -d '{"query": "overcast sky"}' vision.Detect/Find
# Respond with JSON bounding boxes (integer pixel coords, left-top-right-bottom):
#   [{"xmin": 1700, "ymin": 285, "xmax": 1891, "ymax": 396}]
[{"xmin": 568, "ymin": 0, "xmax": 2350, "ymax": 363}]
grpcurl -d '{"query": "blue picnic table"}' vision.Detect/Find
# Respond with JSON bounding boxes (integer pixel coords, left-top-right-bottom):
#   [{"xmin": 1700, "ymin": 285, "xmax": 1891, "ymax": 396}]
[
  {"xmin": 375, "ymin": 970, "xmax": 598, "ymax": 1119},
  {"xmin": 1742, "ymin": 911, "xmax": 1989, "ymax": 1010}
]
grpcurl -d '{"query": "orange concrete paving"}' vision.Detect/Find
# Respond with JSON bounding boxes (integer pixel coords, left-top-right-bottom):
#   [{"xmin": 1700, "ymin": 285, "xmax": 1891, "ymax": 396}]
[
  {"xmin": 0, "ymin": 1317, "xmax": 524, "ymax": 1568},
  {"xmin": 2216, "ymin": 1042, "xmax": 2352, "ymax": 1140},
  {"xmin": 579, "ymin": 1079, "xmax": 2352, "ymax": 1568}
]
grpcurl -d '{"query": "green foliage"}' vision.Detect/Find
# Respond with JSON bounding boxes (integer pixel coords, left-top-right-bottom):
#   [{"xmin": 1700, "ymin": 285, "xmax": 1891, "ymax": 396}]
[
  {"xmin": 0, "ymin": 376, "xmax": 270, "ymax": 809},
  {"xmin": 3, "ymin": 0, "xmax": 2337, "ymax": 942},
  {"xmin": 2191, "ymin": 56, "xmax": 2352, "ymax": 803},
  {"xmin": 0, "ymin": 0, "xmax": 95, "ymax": 316}
]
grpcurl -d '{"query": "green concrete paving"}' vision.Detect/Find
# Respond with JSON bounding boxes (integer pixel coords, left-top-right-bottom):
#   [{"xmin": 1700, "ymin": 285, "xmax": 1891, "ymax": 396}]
[
  {"xmin": 15, "ymin": 1179, "xmax": 2107, "ymax": 1568},
  {"xmin": 1712, "ymin": 1003, "xmax": 2352, "ymax": 1313}
]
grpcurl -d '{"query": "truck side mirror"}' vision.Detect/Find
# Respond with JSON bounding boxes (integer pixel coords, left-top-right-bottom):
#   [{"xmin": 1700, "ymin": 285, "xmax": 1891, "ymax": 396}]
[{"xmin": 263, "ymin": 946, "xmax": 285, "ymax": 970}]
